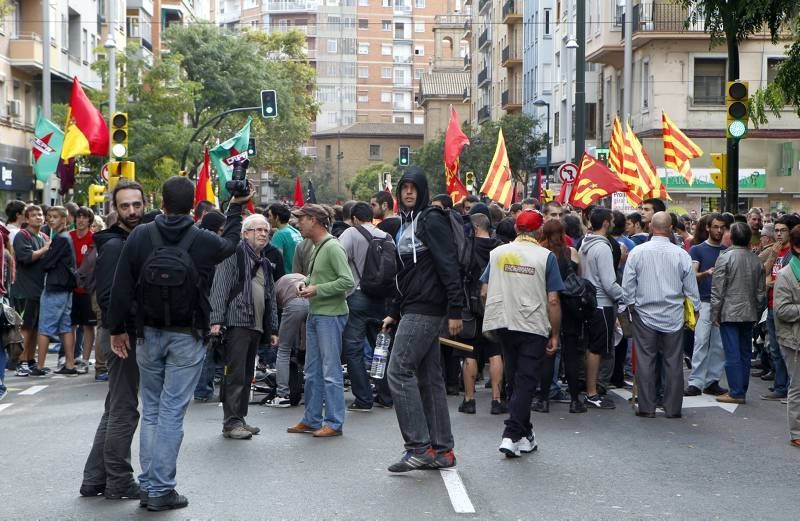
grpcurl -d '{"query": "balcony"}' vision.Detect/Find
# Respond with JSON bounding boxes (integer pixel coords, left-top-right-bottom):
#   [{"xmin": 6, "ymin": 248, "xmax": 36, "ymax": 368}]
[
  {"xmin": 8, "ymin": 33, "xmax": 100, "ymax": 84},
  {"xmin": 463, "ymin": 53, "xmax": 470, "ymax": 70},
  {"xmin": 478, "ymin": 29, "xmax": 490, "ymax": 49},
  {"xmin": 501, "ymin": 88, "xmax": 522, "ymax": 113},
  {"xmin": 502, "ymin": 0, "xmax": 522, "ymax": 24},
  {"xmin": 477, "ymin": 105, "xmax": 490, "ymax": 122},
  {"xmin": 477, "ymin": 67, "xmax": 490, "ymax": 88},
  {"xmin": 265, "ymin": 0, "xmax": 317, "ymax": 12},
  {"xmin": 501, "ymin": 44, "xmax": 522, "ymax": 67},
  {"xmin": 620, "ymin": 3, "xmax": 707, "ymax": 44},
  {"xmin": 435, "ymin": 14, "xmax": 468, "ymax": 28},
  {"xmin": 463, "ymin": 17, "xmax": 472, "ymax": 39}
]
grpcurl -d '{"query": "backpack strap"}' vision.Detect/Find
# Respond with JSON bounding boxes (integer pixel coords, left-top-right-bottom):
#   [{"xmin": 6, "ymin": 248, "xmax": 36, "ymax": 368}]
[
  {"xmin": 352, "ymin": 225, "xmax": 374, "ymax": 281},
  {"xmin": 308, "ymin": 236, "xmax": 334, "ymax": 274},
  {"xmin": 148, "ymin": 223, "xmax": 199, "ymax": 252}
]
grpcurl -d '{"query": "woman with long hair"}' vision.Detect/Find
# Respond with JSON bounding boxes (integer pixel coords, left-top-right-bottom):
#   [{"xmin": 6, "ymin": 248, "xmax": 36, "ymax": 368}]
[{"xmin": 537, "ymin": 219, "xmax": 586, "ymax": 413}]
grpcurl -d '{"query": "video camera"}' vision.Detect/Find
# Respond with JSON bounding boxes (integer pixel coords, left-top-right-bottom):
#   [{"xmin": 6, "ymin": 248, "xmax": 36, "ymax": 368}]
[{"xmin": 226, "ymin": 158, "xmax": 251, "ymax": 197}]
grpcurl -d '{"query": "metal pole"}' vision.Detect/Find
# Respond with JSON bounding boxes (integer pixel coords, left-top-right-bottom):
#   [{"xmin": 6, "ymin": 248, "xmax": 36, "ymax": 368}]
[
  {"xmin": 41, "ymin": 0, "xmax": 51, "ymax": 119},
  {"xmin": 546, "ymin": 103, "xmax": 551, "ymax": 188},
  {"xmin": 623, "ymin": 0, "xmax": 633, "ymax": 122},
  {"xmin": 565, "ymin": 45, "xmax": 573, "ymax": 164},
  {"xmin": 574, "ymin": 0, "xmax": 586, "ymax": 162}
]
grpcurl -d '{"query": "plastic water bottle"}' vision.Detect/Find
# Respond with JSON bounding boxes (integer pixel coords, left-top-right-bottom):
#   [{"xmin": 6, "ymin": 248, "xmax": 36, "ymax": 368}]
[{"xmin": 370, "ymin": 333, "xmax": 391, "ymax": 379}]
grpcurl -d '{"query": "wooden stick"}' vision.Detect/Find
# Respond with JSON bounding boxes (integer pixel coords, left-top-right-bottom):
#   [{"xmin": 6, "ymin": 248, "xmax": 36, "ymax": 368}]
[{"xmin": 439, "ymin": 337, "xmax": 474, "ymax": 353}]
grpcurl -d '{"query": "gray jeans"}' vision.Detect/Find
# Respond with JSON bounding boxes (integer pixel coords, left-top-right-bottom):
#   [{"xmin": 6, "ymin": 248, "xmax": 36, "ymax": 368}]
[
  {"xmin": 781, "ymin": 345, "xmax": 800, "ymax": 441},
  {"xmin": 276, "ymin": 298, "xmax": 309, "ymax": 398},
  {"xmin": 387, "ymin": 313, "xmax": 453, "ymax": 453}
]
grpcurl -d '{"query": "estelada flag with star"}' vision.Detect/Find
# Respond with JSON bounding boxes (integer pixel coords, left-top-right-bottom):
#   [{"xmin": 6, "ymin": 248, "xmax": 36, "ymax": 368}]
[
  {"xmin": 210, "ymin": 117, "xmax": 251, "ymax": 200},
  {"xmin": 32, "ymin": 114, "xmax": 64, "ymax": 182},
  {"xmin": 569, "ymin": 152, "xmax": 629, "ymax": 209}
]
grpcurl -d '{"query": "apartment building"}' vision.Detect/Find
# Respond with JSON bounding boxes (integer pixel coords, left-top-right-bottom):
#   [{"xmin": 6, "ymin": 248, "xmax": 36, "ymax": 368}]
[
  {"xmin": 464, "ymin": 0, "xmax": 507, "ymax": 125},
  {"xmin": 522, "ymin": 0, "xmax": 553, "ymax": 170},
  {"xmin": 588, "ymin": 0, "xmax": 800, "ymax": 212}
]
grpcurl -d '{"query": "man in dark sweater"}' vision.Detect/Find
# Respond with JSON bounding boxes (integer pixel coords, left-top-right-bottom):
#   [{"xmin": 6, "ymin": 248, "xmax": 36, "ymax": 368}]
[
  {"xmin": 107, "ymin": 176, "xmax": 251, "ymax": 511},
  {"xmin": 36, "ymin": 206, "xmax": 78, "ymax": 376}
]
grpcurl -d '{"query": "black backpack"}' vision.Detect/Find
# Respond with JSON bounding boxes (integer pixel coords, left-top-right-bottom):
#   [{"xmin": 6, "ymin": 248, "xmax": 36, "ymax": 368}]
[
  {"xmin": 353, "ymin": 225, "xmax": 397, "ymax": 298},
  {"xmin": 137, "ymin": 224, "xmax": 201, "ymax": 328},
  {"xmin": 560, "ymin": 262, "xmax": 597, "ymax": 323}
]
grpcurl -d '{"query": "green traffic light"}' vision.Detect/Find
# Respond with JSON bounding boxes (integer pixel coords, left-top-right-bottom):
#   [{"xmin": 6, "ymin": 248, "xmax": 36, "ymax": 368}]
[{"xmin": 728, "ymin": 120, "xmax": 746, "ymax": 139}]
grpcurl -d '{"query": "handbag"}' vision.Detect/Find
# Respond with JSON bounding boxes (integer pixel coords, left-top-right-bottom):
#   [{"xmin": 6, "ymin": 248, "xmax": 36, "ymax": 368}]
[{"xmin": 684, "ymin": 298, "xmax": 697, "ymax": 331}]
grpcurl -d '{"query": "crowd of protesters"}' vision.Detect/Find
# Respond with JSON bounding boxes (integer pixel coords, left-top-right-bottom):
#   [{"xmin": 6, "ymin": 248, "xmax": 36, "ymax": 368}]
[{"xmin": 1, "ymin": 168, "xmax": 799, "ymax": 511}]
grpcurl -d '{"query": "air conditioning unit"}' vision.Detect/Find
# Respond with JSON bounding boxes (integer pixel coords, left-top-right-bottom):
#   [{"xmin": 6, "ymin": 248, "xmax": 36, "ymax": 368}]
[{"xmin": 8, "ymin": 99, "xmax": 21, "ymax": 117}]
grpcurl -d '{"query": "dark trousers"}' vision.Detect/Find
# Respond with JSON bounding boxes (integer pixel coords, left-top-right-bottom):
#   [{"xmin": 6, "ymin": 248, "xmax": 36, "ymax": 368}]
[
  {"xmin": 222, "ymin": 327, "xmax": 261, "ymax": 428},
  {"xmin": 499, "ymin": 329, "xmax": 548, "ymax": 442},
  {"xmin": 611, "ymin": 337, "xmax": 629, "ymax": 387},
  {"xmin": 561, "ymin": 328, "xmax": 585, "ymax": 400},
  {"xmin": 631, "ymin": 312, "xmax": 684, "ymax": 416},
  {"xmin": 342, "ymin": 291, "xmax": 383, "ymax": 407},
  {"xmin": 82, "ymin": 328, "xmax": 140, "ymax": 493}
]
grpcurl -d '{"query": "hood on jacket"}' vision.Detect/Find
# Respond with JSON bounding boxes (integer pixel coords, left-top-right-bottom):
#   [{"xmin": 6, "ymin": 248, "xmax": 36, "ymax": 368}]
[
  {"xmin": 396, "ymin": 166, "xmax": 429, "ymax": 219},
  {"xmin": 93, "ymin": 223, "xmax": 130, "ymax": 249},
  {"xmin": 580, "ymin": 233, "xmax": 610, "ymax": 255},
  {"xmin": 153, "ymin": 214, "xmax": 195, "ymax": 243}
]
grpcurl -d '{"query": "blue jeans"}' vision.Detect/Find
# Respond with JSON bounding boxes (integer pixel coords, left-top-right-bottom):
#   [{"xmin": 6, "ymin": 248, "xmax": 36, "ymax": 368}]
[
  {"xmin": 193, "ymin": 343, "xmax": 215, "ymax": 400},
  {"xmin": 137, "ymin": 327, "xmax": 205, "ymax": 497},
  {"xmin": 688, "ymin": 301, "xmax": 725, "ymax": 389},
  {"xmin": 720, "ymin": 322, "xmax": 754, "ymax": 399},
  {"xmin": 767, "ymin": 309, "xmax": 789, "ymax": 396},
  {"xmin": 301, "ymin": 314, "xmax": 347, "ymax": 431},
  {"xmin": 342, "ymin": 291, "xmax": 383, "ymax": 408}
]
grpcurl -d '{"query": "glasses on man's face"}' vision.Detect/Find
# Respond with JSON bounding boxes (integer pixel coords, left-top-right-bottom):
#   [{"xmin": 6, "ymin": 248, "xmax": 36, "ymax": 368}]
[{"xmin": 248, "ymin": 227, "xmax": 269, "ymax": 234}]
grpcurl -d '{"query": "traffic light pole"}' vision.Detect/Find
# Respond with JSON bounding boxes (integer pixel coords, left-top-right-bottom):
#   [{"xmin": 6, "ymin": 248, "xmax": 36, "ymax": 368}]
[
  {"xmin": 725, "ymin": 138, "xmax": 739, "ymax": 213},
  {"xmin": 180, "ymin": 106, "xmax": 261, "ymax": 175}
]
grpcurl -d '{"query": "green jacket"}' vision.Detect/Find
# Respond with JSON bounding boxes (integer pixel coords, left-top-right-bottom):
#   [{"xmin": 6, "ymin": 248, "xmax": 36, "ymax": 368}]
[{"xmin": 304, "ymin": 235, "xmax": 354, "ymax": 316}]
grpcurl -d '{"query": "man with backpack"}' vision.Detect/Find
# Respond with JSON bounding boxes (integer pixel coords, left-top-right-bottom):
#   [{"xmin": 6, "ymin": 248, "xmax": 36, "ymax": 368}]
[
  {"xmin": 381, "ymin": 167, "xmax": 463, "ymax": 472},
  {"xmin": 339, "ymin": 201, "xmax": 395, "ymax": 412},
  {"xmin": 107, "ymin": 176, "xmax": 251, "ymax": 511},
  {"xmin": 209, "ymin": 213, "xmax": 279, "ymax": 440}
]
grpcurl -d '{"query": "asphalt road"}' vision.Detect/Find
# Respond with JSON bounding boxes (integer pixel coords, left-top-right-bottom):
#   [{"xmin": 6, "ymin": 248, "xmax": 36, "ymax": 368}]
[{"xmin": 1, "ymin": 355, "xmax": 797, "ymax": 521}]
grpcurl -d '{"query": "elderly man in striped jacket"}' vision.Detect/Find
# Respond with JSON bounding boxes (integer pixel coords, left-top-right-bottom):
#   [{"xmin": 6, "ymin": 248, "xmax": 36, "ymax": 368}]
[{"xmin": 209, "ymin": 213, "xmax": 279, "ymax": 440}]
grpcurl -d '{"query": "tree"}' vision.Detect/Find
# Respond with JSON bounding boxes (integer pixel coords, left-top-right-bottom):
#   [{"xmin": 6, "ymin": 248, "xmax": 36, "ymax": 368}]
[
  {"xmin": 348, "ymin": 163, "xmax": 394, "ymax": 201},
  {"xmin": 751, "ymin": 17, "xmax": 800, "ymax": 123}
]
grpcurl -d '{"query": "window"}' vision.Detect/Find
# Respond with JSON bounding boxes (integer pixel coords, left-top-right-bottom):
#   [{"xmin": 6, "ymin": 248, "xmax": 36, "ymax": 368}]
[
  {"xmin": 381, "ymin": 92, "xmax": 392, "ymax": 102},
  {"xmin": 381, "ymin": 43, "xmax": 392, "ymax": 55},
  {"xmin": 358, "ymin": 66, "xmax": 369, "ymax": 78},
  {"xmin": 767, "ymin": 57, "xmax": 785, "ymax": 84},
  {"xmin": 82, "ymin": 28, "xmax": 88, "ymax": 62},
  {"xmin": 369, "ymin": 144, "xmax": 382, "ymax": 160},
  {"xmin": 325, "ymin": 144, "xmax": 332, "ymax": 159},
  {"xmin": 415, "ymin": 0, "xmax": 425, "ymax": 6},
  {"xmin": 414, "ymin": 67, "xmax": 424, "ymax": 79},
  {"xmin": 382, "ymin": 0, "xmax": 392, "ymax": 6},
  {"xmin": 584, "ymin": 102, "xmax": 597, "ymax": 139},
  {"xmin": 381, "ymin": 67, "xmax": 392, "ymax": 79},
  {"xmin": 414, "ymin": 21, "xmax": 424, "ymax": 33},
  {"xmin": 0, "ymin": 79, "xmax": 5, "ymax": 117},
  {"xmin": 641, "ymin": 59, "xmax": 650, "ymax": 109},
  {"xmin": 327, "ymin": 39, "xmax": 338, "ymax": 53},
  {"xmin": 693, "ymin": 58, "xmax": 726, "ymax": 105},
  {"xmin": 61, "ymin": 14, "xmax": 68, "ymax": 48},
  {"xmin": 357, "ymin": 91, "xmax": 369, "ymax": 102},
  {"xmin": 359, "ymin": 0, "xmax": 369, "ymax": 5},
  {"xmin": 327, "ymin": 112, "xmax": 338, "ymax": 124},
  {"xmin": 414, "ymin": 45, "xmax": 424, "ymax": 56},
  {"xmin": 381, "ymin": 20, "xmax": 392, "ymax": 31},
  {"xmin": 553, "ymin": 111, "xmax": 560, "ymax": 142},
  {"xmin": 605, "ymin": 76, "xmax": 613, "ymax": 122},
  {"xmin": 358, "ymin": 42, "xmax": 369, "ymax": 54},
  {"xmin": 414, "ymin": 115, "xmax": 424, "ymax": 124},
  {"xmin": 544, "ymin": 8, "xmax": 551, "ymax": 35},
  {"xmin": 358, "ymin": 18, "xmax": 368, "ymax": 29}
]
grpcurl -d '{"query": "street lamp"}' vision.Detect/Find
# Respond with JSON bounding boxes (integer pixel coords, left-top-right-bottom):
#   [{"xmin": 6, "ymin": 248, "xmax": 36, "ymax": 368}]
[
  {"xmin": 564, "ymin": 36, "xmax": 578, "ymax": 164},
  {"xmin": 533, "ymin": 98, "xmax": 551, "ymax": 187},
  {"xmin": 104, "ymin": 34, "xmax": 117, "ymax": 163},
  {"xmin": 566, "ymin": 38, "xmax": 578, "ymax": 49}
]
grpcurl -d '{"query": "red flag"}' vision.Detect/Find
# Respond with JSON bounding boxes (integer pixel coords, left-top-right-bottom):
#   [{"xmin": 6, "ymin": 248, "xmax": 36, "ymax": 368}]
[
  {"xmin": 61, "ymin": 77, "xmax": 109, "ymax": 159},
  {"xmin": 443, "ymin": 105, "xmax": 470, "ymax": 202},
  {"xmin": 569, "ymin": 153, "xmax": 629, "ymax": 209},
  {"xmin": 293, "ymin": 177, "xmax": 305, "ymax": 207},
  {"xmin": 194, "ymin": 148, "xmax": 217, "ymax": 212},
  {"xmin": 555, "ymin": 182, "xmax": 569, "ymax": 204}
]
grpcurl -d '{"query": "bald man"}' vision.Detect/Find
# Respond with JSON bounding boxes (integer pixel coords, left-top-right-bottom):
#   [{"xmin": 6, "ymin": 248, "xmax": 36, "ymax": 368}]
[{"xmin": 622, "ymin": 212, "xmax": 700, "ymax": 418}]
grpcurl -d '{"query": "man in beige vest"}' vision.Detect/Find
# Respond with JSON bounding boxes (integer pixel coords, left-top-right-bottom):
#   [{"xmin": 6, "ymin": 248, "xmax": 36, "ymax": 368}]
[{"xmin": 481, "ymin": 210, "xmax": 564, "ymax": 458}]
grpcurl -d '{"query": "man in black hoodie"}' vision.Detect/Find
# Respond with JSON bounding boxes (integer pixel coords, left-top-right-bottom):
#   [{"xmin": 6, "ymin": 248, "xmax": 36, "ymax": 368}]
[
  {"xmin": 107, "ymin": 176, "xmax": 250, "ymax": 511},
  {"xmin": 81, "ymin": 180, "xmax": 146, "ymax": 501},
  {"xmin": 382, "ymin": 166, "xmax": 464, "ymax": 472}
]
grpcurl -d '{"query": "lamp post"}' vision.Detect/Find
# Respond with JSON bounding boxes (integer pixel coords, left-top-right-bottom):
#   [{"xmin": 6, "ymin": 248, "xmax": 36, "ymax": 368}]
[
  {"xmin": 565, "ymin": 37, "xmax": 578, "ymax": 164},
  {"xmin": 104, "ymin": 34, "xmax": 116, "ymax": 163},
  {"xmin": 533, "ymin": 98, "xmax": 551, "ymax": 186}
]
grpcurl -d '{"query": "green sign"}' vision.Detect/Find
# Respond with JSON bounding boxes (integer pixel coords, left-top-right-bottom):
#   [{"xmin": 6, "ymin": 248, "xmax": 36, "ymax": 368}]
[{"xmin": 658, "ymin": 168, "xmax": 766, "ymax": 191}]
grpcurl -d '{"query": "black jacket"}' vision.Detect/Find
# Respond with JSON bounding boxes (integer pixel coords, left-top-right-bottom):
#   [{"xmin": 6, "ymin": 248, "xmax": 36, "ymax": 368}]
[
  {"xmin": 94, "ymin": 224, "xmax": 130, "ymax": 321},
  {"xmin": 106, "ymin": 203, "xmax": 243, "ymax": 335},
  {"xmin": 264, "ymin": 243, "xmax": 285, "ymax": 282},
  {"xmin": 11, "ymin": 227, "xmax": 45, "ymax": 299},
  {"xmin": 41, "ymin": 231, "xmax": 77, "ymax": 292},
  {"xmin": 390, "ymin": 167, "xmax": 463, "ymax": 320}
]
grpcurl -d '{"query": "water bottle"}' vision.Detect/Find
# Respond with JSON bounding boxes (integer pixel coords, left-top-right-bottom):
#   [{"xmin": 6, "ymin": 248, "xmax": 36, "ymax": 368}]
[{"xmin": 370, "ymin": 332, "xmax": 391, "ymax": 379}]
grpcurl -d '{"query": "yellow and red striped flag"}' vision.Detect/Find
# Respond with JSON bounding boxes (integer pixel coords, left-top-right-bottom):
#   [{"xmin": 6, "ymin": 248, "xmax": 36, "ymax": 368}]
[
  {"xmin": 609, "ymin": 117, "xmax": 624, "ymax": 175},
  {"xmin": 479, "ymin": 128, "xmax": 514, "ymax": 208},
  {"xmin": 662, "ymin": 111, "xmax": 703, "ymax": 185},
  {"xmin": 627, "ymin": 122, "xmax": 669, "ymax": 200}
]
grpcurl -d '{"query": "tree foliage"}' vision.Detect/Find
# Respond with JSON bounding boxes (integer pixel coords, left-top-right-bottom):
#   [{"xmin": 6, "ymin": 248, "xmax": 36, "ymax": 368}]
[
  {"xmin": 751, "ymin": 15, "xmax": 800, "ymax": 123},
  {"xmin": 347, "ymin": 163, "xmax": 394, "ymax": 201}
]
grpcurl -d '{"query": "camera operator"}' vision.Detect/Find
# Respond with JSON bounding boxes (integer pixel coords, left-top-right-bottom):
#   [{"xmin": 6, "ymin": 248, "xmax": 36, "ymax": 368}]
[{"xmin": 209, "ymin": 213, "xmax": 279, "ymax": 439}]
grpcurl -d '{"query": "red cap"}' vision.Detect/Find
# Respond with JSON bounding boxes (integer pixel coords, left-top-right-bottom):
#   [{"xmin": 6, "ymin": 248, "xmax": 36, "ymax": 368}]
[{"xmin": 515, "ymin": 210, "xmax": 544, "ymax": 232}]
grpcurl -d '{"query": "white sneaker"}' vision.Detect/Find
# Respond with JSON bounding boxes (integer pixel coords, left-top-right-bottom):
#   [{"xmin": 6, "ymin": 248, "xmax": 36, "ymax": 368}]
[
  {"xmin": 57, "ymin": 356, "xmax": 66, "ymax": 370},
  {"xmin": 499, "ymin": 438, "xmax": 520, "ymax": 458},
  {"xmin": 518, "ymin": 434, "xmax": 538, "ymax": 454},
  {"xmin": 264, "ymin": 396, "xmax": 291, "ymax": 408}
]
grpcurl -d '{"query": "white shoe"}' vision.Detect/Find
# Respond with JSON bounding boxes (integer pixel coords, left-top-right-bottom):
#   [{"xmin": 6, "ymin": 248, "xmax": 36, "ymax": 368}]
[
  {"xmin": 57, "ymin": 356, "xmax": 66, "ymax": 370},
  {"xmin": 499, "ymin": 438, "xmax": 520, "ymax": 458},
  {"xmin": 518, "ymin": 434, "xmax": 538, "ymax": 454},
  {"xmin": 264, "ymin": 396, "xmax": 291, "ymax": 408}
]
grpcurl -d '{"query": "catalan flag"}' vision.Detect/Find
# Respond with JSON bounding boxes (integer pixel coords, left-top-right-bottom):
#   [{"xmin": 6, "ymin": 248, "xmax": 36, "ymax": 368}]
[
  {"xmin": 609, "ymin": 117, "xmax": 624, "ymax": 175},
  {"xmin": 479, "ymin": 129, "xmax": 514, "ymax": 208},
  {"xmin": 627, "ymin": 122, "xmax": 669, "ymax": 200},
  {"xmin": 61, "ymin": 77, "xmax": 109, "ymax": 160},
  {"xmin": 443, "ymin": 105, "xmax": 471, "ymax": 204},
  {"xmin": 615, "ymin": 122, "xmax": 653, "ymax": 205},
  {"xmin": 662, "ymin": 111, "xmax": 703, "ymax": 185}
]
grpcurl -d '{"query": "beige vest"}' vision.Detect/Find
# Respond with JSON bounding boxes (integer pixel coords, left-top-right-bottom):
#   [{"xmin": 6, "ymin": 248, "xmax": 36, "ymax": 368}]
[{"xmin": 482, "ymin": 240, "xmax": 552, "ymax": 338}]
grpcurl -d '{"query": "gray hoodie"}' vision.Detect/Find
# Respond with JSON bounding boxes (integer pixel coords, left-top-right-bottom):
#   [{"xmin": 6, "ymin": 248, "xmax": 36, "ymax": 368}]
[{"xmin": 579, "ymin": 234, "xmax": 624, "ymax": 307}]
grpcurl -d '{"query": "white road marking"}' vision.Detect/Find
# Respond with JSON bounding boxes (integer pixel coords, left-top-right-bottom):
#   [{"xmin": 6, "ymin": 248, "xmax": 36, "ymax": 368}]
[
  {"xmin": 0, "ymin": 403, "xmax": 14, "ymax": 413},
  {"xmin": 440, "ymin": 469, "xmax": 475, "ymax": 514},
  {"xmin": 611, "ymin": 389, "xmax": 739, "ymax": 413},
  {"xmin": 19, "ymin": 385, "xmax": 48, "ymax": 396}
]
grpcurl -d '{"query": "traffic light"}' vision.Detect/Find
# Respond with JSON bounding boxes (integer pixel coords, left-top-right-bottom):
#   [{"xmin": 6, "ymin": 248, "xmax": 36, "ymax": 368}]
[
  {"xmin": 465, "ymin": 171, "xmax": 475, "ymax": 190},
  {"xmin": 111, "ymin": 112, "xmax": 128, "ymax": 159},
  {"xmin": 726, "ymin": 81, "xmax": 749, "ymax": 139},
  {"xmin": 261, "ymin": 90, "xmax": 278, "ymax": 118},
  {"xmin": 596, "ymin": 148, "xmax": 609, "ymax": 166},
  {"xmin": 710, "ymin": 152, "xmax": 726, "ymax": 189},
  {"xmin": 248, "ymin": 138, "xmax": 256, "ymax": 157},
  {"xmin": 88, "ymin": 184, "xmax": 106, "ymax": 207},
  {"xmin": 399, "ymin": 146, "xmax": 410, "ymax": 166}
]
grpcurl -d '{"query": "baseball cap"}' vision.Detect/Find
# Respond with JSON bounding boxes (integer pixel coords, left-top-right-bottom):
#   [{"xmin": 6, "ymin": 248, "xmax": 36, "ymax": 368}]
[
  {"xmin": 515, "ymin": 210, "xmax": 544, "ymax": 232},
  {"xmin": 291, "ymin": 204, "xmax": 330, "ymax": 225}
]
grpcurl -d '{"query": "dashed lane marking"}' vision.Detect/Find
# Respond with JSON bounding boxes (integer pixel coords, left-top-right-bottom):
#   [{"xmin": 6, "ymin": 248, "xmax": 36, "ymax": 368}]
[
  {"xmin": 611, "ymin": 388, "xmax": 739, "ymax": 413},
  {"xmin": 440, "ymin": 469, "xmax": 475, "ymax": 514},
  {"xmin": 19, "ymin": 385, "xmax": 48, "ymax": 396},
  {"xmin": 0, "ymin": 403, "xmax": 13, "ymax": 413}
]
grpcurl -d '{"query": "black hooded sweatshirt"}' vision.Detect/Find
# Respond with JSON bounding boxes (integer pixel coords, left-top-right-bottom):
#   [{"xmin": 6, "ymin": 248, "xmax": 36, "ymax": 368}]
[
  {"xmin": 94, "ymin": 223, "xmax": 131, "ymax": 322},
  {"xmin": 106, "ymin": 203, "xmax": 243, "ymax": 335},
  {"xmin": 390, "ymin": 167, "xmax": 463, "ymax": 320}
]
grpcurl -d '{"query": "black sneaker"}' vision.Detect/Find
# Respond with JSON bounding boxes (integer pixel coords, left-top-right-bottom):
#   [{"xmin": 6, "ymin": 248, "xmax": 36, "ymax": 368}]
[
  {"xmin": 683, "ymin": 385, "xmax": 702, "ymax": 396},
  {"xmin": 584, "ymin": 394, "xmax": 616, "ymax": 409},
  {"xmin": 703, "ymin": 382, "xmax": 728, "ymax": 396},
  {"xmin": 458, "ymin": 398, "xmax": 476, "ymax": 414},
  {"xmin": 29, "ymin": 367, "xmax": 48, "ymax": 377},
  {"xmin": 55, "ymin": 366, "xmax": 79, "ymax": 376},
  {"xmin": 105, "ymin": 483, "xmax": 141, "ymax": 500},
  {"xmin": 387, "ymin": 448, "xmax": 435, "ymax": 473},
  {"xmin": 446, "ymin": 385, "xmax": 460, "ymax": 396},
  {"xmin": 79, "ymin": 483, "xmax": 105, "ymax": 497},
  {"xmin": 491, "ymin": 399, "xmax": 508, "ymax": 415},
  {"xmin": 531, "ymin": 398, "xmax": 549, "ymax": 413},
  {"xmin": 347, "ymin": 402, "xmax": 372, "ymax": 412},
  {"xmin": 146, "ymin": 489, "xmax": 189, "ymax": 511},
  {"xmin": 429, "ymin": 449, "xmax": 456, "ymax": 470},
  {"xmin": 569, "ymin": 399, "xmax": 587, "ymax": 413},
  {"xmin": 374, "ymin": 397, "xmax": 393, "ymax": 408}
]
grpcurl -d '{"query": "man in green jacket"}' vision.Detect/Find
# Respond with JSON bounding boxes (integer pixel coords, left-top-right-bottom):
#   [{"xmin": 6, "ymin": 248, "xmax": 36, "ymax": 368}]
[{"xmin": 287, "ymin": 204, "xmax": 354, "ymax": 437}]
